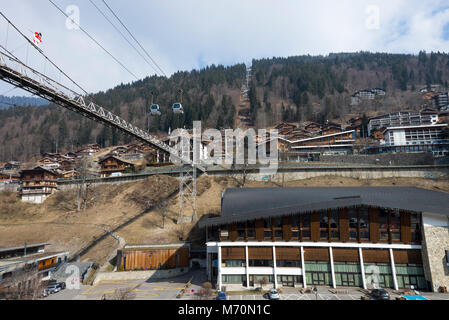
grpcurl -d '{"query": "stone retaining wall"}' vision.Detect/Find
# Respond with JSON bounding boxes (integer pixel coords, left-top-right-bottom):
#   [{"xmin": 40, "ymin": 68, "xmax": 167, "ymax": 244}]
[
  {"xmin": 93, "ymin": 267, "xmax": 190, "ymax": 285},
  {"xmin": 421, "ymin": 213, "xmax": 449, "ymax": 292},
  {"xmin": 321, "ymin": 153, "xmax": 435, "ymax": 166}
]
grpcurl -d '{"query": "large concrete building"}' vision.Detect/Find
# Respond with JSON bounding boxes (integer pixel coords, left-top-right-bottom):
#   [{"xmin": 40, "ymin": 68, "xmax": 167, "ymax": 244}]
[
  {"xmin": 381, "ymin": 123, "xmax": 449, "ymax": 157},
  {"xmin": 367, "ymin": 110, "xmax": 439, "ymax": 136},
  {"xmin": 0, "ymin": 243, "xmax": 69, "ymax": 282},
  {"xmin": 200, "ymin": 187, "xmax": 449, "ymax": 292}
]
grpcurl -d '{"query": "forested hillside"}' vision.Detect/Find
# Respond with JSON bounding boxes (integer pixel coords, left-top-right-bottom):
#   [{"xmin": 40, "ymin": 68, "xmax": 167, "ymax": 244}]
[
  {"xmin": 0, "ymin": 95, "xmax": 48, "ymax": 109},
  {"xmin": 1, "ymin": 51, "xmax": 449, "ymax": 162},
  {"xmin": 247, "ymin": 51, "xmax": 449, "ymax": 127}
]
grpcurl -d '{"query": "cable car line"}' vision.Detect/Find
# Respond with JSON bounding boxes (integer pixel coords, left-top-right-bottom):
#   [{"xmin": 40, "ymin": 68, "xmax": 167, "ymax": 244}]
[
  {"xmin": 0, "ymin": 11, "xmax": 89, "ymax": 96},
  {"xmin": 101, "ymin": 0, "xmax": 167, "ymax": 77},
  {"xmin": 48, "ymin": 0, "xmax": 140, "ymax": 82},
  {"xmin": 88, "ymin": 0, "xmax": 160, "ymax": 77}
]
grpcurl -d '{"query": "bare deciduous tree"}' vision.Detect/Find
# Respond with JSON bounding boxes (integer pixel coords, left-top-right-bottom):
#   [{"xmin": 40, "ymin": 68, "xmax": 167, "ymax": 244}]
[
  {"xmin": 108, "ymin": 287, "xmax": 136, "ymax": 300},
  {"xmin": 155, "ymin": 200, "xmax": 171, "ymax": 229},
  {"xmin": 196, "ymin": 281, "xmax": 213, "ymax": 300},
  {"xmin": 75, "ymin": 157, "xmax": 91, "ymax": 211},
  {"xmin": 258, "ymin": 277, "xmax": 268, "ymax": 289},
  {"xmin": 0, "ymin": 265, "xmax": 45, "ymax": 300}
]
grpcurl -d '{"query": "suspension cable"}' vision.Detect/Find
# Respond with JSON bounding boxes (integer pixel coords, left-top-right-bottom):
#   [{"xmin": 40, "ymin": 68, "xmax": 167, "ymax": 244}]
[
  {"xmin": 101, "ymin": 0, "xmax": 167, "ymax": 77},
  {"xmin": 47, "ymin": 0, "xmax": 140, "ymax": 82},
  {"xmin": 0, "ymin": 11, "xmax": 89, "ymax": 95},
  {"xmin": 88, "ymin": 0, "xmax": 160, "ymax": 77}
]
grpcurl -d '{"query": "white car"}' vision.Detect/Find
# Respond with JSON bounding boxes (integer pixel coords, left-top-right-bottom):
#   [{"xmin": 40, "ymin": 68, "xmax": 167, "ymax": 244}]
[{"xmin": 267, "ymin": 289, "xmax": 280, "ymax": 300}]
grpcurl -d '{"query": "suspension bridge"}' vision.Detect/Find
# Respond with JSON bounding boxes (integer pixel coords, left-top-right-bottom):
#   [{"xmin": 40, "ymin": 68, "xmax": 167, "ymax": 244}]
[{"xmin": 0, "ymin": 9, "xmax": 204, "ymax": 222}]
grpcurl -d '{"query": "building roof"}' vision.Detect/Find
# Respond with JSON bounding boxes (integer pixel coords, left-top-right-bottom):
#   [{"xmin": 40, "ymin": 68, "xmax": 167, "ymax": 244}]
[
  {"xmin": 121, "ymin": 243, "xmax": 190, "ymax": 251},
  {"xmin": 0, "ymin": 242, "xmax": 50, "ymax": 254},
  {"xmin": 382, "ymin": 123, "xmax": 448, "ymax": 134},
  {"xmin": 198, "ymin": 187, "xmax": 449, "ymax": 227},
  {"xmin": 98, "ymin": 155, "xmax": 135, "ymax": 166}
]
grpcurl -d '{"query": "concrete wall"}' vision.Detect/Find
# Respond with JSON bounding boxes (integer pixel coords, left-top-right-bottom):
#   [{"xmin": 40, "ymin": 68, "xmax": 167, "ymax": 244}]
[
  {"xmin": 93, "ymin": 267, "xmax": 190, "ymax": 285},
  {"xmin": 421, "ymin": 213, "xmax": 449, "ymax": 292},
  {"xmin": 239, "ymin": 166, "xmax": 449, "ymax": 182},
  {"xmin": 0, "ymin": 183, "xmax": 18, "ymax": 192},
  {"xmin": 21, "ymin": 193, "xmax": 47, "ymax": 204},
  {"xmin": 321, "ymin": 153, "xmax": 435, "ymax": 166},
  {"xmin": 57, "ymin": 165, "xmax": 449, "ymax": 189}
]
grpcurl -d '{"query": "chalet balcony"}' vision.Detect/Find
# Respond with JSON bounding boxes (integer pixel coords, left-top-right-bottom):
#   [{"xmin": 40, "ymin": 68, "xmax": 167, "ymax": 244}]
[
  {"xmin": 22, "ymin": 181, "xmax": 57, "ymax": 187},
  {"xmin": 19, "ymin": 188, "xmax": 55, "ymax": 195}
]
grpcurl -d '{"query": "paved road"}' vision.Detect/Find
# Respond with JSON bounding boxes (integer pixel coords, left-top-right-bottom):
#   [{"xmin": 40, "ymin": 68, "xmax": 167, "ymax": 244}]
[
  {"xmin": 44, "ymin": 270, "xmax": 207, "ymax": 300},
  {"xmin": 226, "ymin": 287, "xmax": 449, "ymax": 301},
  {"xmin": 44, "ymin": 276, "xmax": 449, "ymax": 301}
]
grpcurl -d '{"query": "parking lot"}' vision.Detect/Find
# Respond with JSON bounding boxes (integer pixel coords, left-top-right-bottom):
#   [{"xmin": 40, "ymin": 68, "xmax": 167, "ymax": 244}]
[
  {"xmin": 44, "ymin": 270, "xmax": 207, "ymax": 300},
  {"xmin": 226, "ymin": 287, "xmax": 449, "ymax": 301}
]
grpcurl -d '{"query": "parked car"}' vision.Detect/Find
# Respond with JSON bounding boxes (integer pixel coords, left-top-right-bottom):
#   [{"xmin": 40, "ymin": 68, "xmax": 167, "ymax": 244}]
[
  {"xmin": 46, "ymin": 284, "xmax": 61, "ymax": 294},
  {"xmin": 216, "ymin": 291, "xmax": 227, "ymax": 300},
  {"xmin": 370, "ymin": 289, "xmax": 390, "ymax": 300},
  {"xmin": 56, "ymin": 282, "xmax": 66, "ymax": 290},
  {"xmin": 267, "ymin": 289, "xmax": 280, "ymax": 300}
]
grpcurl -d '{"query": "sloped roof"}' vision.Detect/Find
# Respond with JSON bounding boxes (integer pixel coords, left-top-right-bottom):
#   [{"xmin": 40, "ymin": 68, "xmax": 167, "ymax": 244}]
[{"xmin": 198, "ymin": 187, "xmax": 449, "ymax": 227}]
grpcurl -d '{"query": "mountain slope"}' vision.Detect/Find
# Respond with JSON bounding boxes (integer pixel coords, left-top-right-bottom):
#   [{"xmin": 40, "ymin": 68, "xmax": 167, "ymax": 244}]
[{"xmin": 1, "ymin": 51, "xmax": 448, "ymax": 162}]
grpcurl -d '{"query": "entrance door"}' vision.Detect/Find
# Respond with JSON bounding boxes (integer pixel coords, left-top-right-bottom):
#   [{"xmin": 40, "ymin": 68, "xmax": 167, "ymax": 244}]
[
  {"xmin": 341, "ymin": 274, "xmax": 356, "ymax": 287},
  {"xmin": 280, "ymin": 276, "xmax": 295, "ymax": 287},
  {"xmin": 311, "ymin": 272, "xmax": 326, "ymax": 285}
]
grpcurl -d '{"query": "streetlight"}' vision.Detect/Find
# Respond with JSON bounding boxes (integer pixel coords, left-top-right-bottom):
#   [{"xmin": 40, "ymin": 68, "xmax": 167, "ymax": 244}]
[{"xmin": 313, "ymin": 286, "xmax": 318, "ymax": 300}]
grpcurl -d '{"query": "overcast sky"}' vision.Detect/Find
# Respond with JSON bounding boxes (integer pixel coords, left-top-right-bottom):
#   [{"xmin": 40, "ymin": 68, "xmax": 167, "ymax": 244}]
[{"xmin": 2, "ymin": 0, "xmax": 449, "ymax": 97}]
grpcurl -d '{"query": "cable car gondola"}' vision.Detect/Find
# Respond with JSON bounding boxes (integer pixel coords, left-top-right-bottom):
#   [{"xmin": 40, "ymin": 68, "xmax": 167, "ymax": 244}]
[
  {"xmin": 172, "ymin": 89, "xmax": 184, "ymax": 114},
  {"xmin": 148, "ymin": 91, "xmax": 161, "ymax": 116},
  {"xmin": 150, "ymin": 104, "xmax": 161, "ymax": 116},
  {"xmin": 172, "ymin": 103, "xmax": 183, "ymax": 114}
]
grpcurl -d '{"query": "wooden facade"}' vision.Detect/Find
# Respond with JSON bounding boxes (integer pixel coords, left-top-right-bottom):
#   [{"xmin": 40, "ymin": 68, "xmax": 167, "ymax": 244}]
[
  {"xmin": 117, "ymin": 246, "xmax": 190, "ymax": 271},
  {"xmin": 98, "ymin": 156, "xmax": 135, "ymax": 177},
  {"xmin": 217, "ymin": 206, "xmax": 420, "ymax": 246},
  {"xmin": 38, "ymin": 256, "xmax": 57, "ymax": 271}
]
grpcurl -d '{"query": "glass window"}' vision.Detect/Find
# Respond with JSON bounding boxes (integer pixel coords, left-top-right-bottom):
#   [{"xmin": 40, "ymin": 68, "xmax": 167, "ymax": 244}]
[
  {"xmin": 249, "ymin": 260, "xmax": 273, "ymax": 267},
  {"xmin": 277, "ymin": 260, "xmax": 301, "ymax": 268},
  {"xmin": 302, "ymin": 230, "xmax": 311, "ymax": 239},
  {"xmin": 264, "ymin": 231, "xmax": 272, "ymax": 239},
  {"xmin": 349, "ymin": 208, "xmax": 358, "ymax": 228},
  {"xmin": 224, "ymin": 260, "xmax": 244, "ymax": 267},
  {"xmin": 274, "ymin": 217, "xmax": 282, "ymax": 228},
  {"xmin": 223, "ymin": 275, "xmax": 245, "ymax": 284},
  {"xmin": 320, "ymin": 230, "xmax": 329, "ymax": 239},
  {"xmin": 247, "ymin": 230, "xmax": 255, "ymax": 238},
  {"xmin": 390, "ymin": 210, "xmax": 401, "ymax": 230},
  {"xmin": 329, "ymin": 211, "xmax": 339, "ymax": 229},
  {"xmin": 302, "ymin": 214, "xmax": 310, "ymax": 228},
  {"xmin": 275, "ymin": 230, "xmax": 283, "ymax": 238},
  {"xmin": 320, "ymin": 212, "xmax": 329, "ymax": 228},
  {"xmin": 292, "ymin": 215, "xmax": 300, "ymax": 229},
  {"xmin": 411, "ymin": 213, "xmax": 421, "ymax": 242},
  {"xmin": 264, "ymin": 219, "xmax": 272, "ymax": 228}
]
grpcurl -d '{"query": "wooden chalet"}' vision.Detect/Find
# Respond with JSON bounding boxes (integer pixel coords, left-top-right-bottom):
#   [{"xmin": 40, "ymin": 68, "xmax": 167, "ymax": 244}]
[
  {"xmin": 19, "ymin": 167, "xmax": 59, "ymax": 203},
  {"xmin": 98, "ymin": 155, "xmax": 135, "ymax": 177}
]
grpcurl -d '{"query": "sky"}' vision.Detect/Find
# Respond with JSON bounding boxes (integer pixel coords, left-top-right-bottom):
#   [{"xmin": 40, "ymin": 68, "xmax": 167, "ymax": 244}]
[{"xmin": 2, "ymin": 0, "xmax": 449, "ymax": 97}]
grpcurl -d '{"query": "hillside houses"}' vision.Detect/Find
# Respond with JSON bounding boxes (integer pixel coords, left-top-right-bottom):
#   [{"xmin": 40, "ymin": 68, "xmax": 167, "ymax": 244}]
[
  {"xmin": 351, "ymin": 88, "xmax": 386, "ymax": 105},
  {"xmin": 19, "ymin": 167, "xmax": 59, "ymax": 204},
  {"xmin": 98, "ymin": 155, "xmax": 136, "ymax": 178}
]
